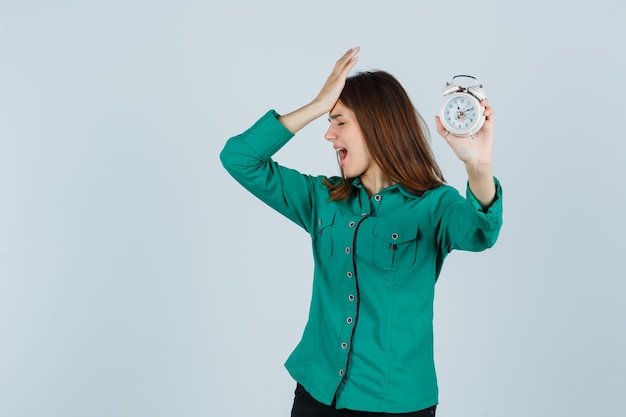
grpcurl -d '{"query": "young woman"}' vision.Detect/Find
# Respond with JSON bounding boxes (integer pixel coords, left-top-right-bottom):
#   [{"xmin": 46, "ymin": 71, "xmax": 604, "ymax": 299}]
[{"xmin": 220, "ymin": 47, "xmax": 503, "ymax": 417}]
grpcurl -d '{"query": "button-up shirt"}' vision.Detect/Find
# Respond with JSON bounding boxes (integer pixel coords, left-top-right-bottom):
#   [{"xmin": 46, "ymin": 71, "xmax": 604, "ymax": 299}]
[{"xmin": 220, "ymin": 110, "xmax": 503, "ymax": 413}]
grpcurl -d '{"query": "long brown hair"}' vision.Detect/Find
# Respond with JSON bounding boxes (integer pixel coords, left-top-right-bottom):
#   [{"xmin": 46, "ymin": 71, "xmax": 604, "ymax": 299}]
[{"xmin": 324, "ymin": 71, "xmax": 445, "ymax": 201}]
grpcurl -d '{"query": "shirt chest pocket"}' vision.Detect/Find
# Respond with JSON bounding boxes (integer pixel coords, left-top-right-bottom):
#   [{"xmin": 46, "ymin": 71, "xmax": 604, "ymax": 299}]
[
  {"xmin": 373, "ymin": 220, "xmax": 419, "ymax": 271},
  {"xmin": 314, "ymin": 210, "xmax": 336, "ymax": 257}
]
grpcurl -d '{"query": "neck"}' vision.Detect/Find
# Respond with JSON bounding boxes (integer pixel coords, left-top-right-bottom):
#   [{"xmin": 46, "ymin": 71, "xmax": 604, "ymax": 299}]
[{"xmin": 360, "ymin": 168, "xmax": 394, "ymax": 196}]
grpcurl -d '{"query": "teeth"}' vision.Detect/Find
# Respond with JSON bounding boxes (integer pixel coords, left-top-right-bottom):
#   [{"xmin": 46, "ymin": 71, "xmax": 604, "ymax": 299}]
[{"xmin": 336, "ymin": 149, "xmax": 343, "ymax": 164}]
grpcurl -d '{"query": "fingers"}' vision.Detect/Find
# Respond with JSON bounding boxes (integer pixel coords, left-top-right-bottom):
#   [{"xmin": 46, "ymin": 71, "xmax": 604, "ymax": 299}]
[
  {"xmin": 338, "ymin": 46, "xmax": 360, "ymax": 62},
  {"xmin": 335, "ymin": 47, "xmax": 360, "ymax": 78},
  {"xmin": 434, "ymin": 115, "xmax": 456, "ymax": 140},
  {"xmin": 314, "ymin": 47, "xmax": 360, "ymax": 112},
  {"xmin": 434, "ymin": 115, "xmax": 447, "ymax": 137},
  {"xmin": 481, "ymin": 99, "xmax": 494, "ymax": 120}
]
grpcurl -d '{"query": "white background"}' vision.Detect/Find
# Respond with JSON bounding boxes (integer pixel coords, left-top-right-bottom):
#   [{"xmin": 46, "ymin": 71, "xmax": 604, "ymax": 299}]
[{"xmin": 1, "ymin": 1, "xmax": 625, "ymax": 416}]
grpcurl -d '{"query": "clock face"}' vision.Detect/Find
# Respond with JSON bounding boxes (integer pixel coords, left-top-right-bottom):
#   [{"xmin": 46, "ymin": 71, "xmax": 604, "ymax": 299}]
[{"xmin": 440, "ymin": 92, "xmax": 484, "ymax": 136}]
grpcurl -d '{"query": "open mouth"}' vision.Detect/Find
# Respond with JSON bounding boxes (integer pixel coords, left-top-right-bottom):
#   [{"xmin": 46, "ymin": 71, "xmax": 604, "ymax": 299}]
[{"xmin": 336, "ymin": 148, "xmax": 348, "ymax": 165}]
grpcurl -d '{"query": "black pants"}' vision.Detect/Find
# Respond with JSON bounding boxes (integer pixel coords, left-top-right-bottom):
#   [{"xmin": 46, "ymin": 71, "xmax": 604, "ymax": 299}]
[{"xmin": 291, "ymin": 384, "xmax": 436, "ymax": 417}]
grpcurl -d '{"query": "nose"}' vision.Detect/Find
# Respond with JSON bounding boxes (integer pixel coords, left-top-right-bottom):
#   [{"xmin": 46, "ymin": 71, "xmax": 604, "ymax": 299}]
[{"xmin": 324, "ymin": 126, "xmax": 337, "ymax": 142}]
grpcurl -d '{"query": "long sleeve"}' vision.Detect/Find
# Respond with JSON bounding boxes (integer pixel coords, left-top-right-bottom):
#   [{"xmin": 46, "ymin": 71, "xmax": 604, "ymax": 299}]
[
  {"xmin": 434, "ymin": 178, "xmax": 503, "ymax": 254},
  {"xmin": 220, "ymin": 110, "xmax": 322, "ymax": 233}
]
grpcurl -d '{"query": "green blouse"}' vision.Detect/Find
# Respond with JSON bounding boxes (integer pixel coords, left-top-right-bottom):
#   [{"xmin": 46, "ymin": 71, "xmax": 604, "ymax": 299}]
[{"xmin": 220, "ymin": 110, "xmax": 503, "ymax": 413}]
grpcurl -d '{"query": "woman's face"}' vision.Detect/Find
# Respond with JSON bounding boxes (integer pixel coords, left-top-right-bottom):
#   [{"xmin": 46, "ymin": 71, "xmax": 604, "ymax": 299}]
[{"xmin": 325, "ymin": 101, "xmax": 376, "ymax": 179}]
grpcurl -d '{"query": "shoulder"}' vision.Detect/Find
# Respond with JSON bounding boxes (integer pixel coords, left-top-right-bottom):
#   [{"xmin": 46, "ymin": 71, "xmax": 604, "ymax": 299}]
[
  {"xmin": 321, "ymin": 175, "xmax": 344, "ymax": 187},
  {"xmin": 308, "ymin": 174, "xmax": 341, "ymax": 200},
  {"xmin": 421, "ymin": 183, "xmax": 462, "ymax": 202},
  {"xmin": 414, "ymin": 184, "xmax": 467, "ymax": 219}
]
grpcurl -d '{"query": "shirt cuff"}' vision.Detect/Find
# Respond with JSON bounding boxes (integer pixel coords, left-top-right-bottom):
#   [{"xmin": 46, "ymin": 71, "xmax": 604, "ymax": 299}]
[
  {"xmin": 466, "ymin": 177, "xmax": 503, "ymax": 216},
  {"xmin": 240, "ymin": 109, "xmax": 295, "ymax": 159}
]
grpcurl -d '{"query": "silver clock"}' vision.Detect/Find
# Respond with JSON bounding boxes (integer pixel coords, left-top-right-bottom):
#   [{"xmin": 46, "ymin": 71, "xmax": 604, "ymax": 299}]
[{"xmin": 440, "ymin": 75, "xmax": 487, "ymax": 137}]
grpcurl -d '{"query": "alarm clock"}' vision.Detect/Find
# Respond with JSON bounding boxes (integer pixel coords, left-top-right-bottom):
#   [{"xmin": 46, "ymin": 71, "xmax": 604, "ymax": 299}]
[{"xmin": 440, "ymin": 75, "xmax": 487, "ymax": 137}]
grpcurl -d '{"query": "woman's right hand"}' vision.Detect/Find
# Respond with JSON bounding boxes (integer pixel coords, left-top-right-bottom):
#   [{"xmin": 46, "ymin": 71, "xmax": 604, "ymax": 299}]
[
  {"xmin": 313, "ymin": 47, "xmax": 360, "ymax": 112},
  {"xmin": 278, "ymin": 47, "xmax": 360, "ymax": 134}
]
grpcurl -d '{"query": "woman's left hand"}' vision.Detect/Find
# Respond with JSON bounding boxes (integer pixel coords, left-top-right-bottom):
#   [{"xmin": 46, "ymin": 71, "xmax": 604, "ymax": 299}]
[{"xmin": 435, "ymin": 99, "xmax": 494, "ymax": 169}]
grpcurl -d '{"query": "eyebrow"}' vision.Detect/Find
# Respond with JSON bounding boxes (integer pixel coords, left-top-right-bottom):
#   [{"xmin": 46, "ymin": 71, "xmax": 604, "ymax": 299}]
[{"xmin": 328, "ymin": 114, "xmax": 344, "ymax": 122}]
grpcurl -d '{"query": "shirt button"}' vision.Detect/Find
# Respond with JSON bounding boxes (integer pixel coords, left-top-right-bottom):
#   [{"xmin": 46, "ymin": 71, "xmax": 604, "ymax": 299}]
[
  {"xmin": 345, "ymin": 247, "xmax": 351, "ymax": 254},
  {"xmin": 348, "ymin": 294, "xmax": 355, "ymax": 301},
  {"xmin": 346, "ymin": 317, "xmax": 353, "ymax": 324},
  {"xmin": 339, "ymin": 369, "xmax": 344, "ymax": 376},
  {"xmin": 374, "ymin": 195, "xmax": 382, "ymax": 201},
  {"xmin": 341, "ymin": 342, "xmax": 348, "ymax": 349},
  {"xmin": 348, "ymin": 221, "xmax": 356, "ymax": 228},
  {"xmin": 391, "ymin": 232, "xmax": 399, "ymax": 240},
  {"xmin": 346, "ymin": 271, "xmax": 353, "ymax": 278}
]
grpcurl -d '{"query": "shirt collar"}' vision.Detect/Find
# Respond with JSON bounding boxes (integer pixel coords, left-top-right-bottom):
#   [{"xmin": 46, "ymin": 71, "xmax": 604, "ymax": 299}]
[{"xmin": 351, "ymin": 177, "xmax": 422, "ymax": 199}]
